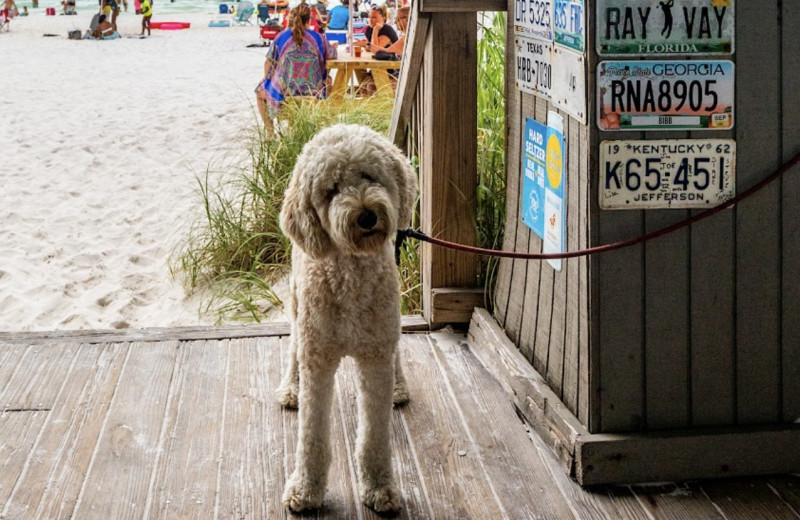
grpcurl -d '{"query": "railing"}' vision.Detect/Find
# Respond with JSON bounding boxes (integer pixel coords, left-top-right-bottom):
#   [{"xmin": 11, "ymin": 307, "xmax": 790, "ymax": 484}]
[{"xmin": 390, "ymin": 0, "xmax": 505, "ymax": 325}]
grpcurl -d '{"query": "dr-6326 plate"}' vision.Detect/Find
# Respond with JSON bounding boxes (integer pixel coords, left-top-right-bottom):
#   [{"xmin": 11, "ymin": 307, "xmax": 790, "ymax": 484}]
[
  {"xmin": 600, "ymin": 139, "xmax": 735, "ymax": 209},
  {"xmin": 598, "ymin": 60, "xmax": 734, "ymax": 131}
]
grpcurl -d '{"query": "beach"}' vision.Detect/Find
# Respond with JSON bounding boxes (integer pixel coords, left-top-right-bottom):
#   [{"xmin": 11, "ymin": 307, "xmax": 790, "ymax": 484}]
[{"xmin": 0, "ymin": 8, "xmax": 270, "ymax": 331}]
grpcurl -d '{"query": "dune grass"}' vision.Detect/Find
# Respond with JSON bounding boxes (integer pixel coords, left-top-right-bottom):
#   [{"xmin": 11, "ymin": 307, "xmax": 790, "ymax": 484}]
[
  {"xmin": 171, "ymin": 13, "xmax": 506, "ymax": 322},
  {"xmin": 476, "ymin": 12, "xmax": 507, "ymax": 306},
  {"xmin": 170, "ymin": 96, "xmax": 402, "ymax": 322}
]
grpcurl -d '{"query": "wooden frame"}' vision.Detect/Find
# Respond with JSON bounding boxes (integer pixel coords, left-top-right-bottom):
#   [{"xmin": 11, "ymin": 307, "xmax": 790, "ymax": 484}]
[
  {"xmin": 419, "ymin": 0, "xmax": 506, "ymax": 12},
  {"xmin": 391, "ymin": 2, "xmax": 488, "ymax": 325},
  {"xmin": 469, "ymin": 309, "xmax": 800, "ymax": 485}
]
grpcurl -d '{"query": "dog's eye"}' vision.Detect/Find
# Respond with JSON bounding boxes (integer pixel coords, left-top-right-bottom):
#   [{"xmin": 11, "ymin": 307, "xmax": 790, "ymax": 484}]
[
  {"xmin": 327, "ymin": 183, "xmax": 338, "ymax": 200},
  {"xmin": 361, "ymin": 172, "xmax": 375, "ymax": 183}
]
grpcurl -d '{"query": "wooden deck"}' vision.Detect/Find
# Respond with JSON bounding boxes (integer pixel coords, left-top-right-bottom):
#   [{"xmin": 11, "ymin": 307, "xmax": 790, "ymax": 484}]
[{"xmin": 1, "ymin": 326, "xmax": 799, "ymax": 519}]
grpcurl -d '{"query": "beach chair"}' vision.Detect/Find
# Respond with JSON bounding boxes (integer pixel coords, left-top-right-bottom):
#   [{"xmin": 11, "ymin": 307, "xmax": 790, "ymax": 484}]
[
  {"xmin": 233, "ymin": 2, "xmax": 254, "ymax": 25},
  {"xmin": 257, "ymin": 3, "xmax": 277, "ymax": 25}
]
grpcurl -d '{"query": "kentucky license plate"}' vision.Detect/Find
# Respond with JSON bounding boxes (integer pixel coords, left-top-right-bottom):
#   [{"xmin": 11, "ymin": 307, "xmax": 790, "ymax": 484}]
[
  {"xmin": 597, "ymin": 60, "xmax": 734, "ymax": 131},
  {"xmin": 600, "ymin": 139, "xmax": 736, "ymax": 209}
]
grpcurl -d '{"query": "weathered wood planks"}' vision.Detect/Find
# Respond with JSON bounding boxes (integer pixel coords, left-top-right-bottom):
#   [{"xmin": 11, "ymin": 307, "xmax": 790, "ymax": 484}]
[{"xmin": 2, "ymin": 330, "xmax": 800, "ymax": 517}]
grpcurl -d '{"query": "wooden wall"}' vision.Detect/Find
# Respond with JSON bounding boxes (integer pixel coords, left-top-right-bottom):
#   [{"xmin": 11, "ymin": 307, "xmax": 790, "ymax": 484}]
[
  {"xmin": 493, "ymin": 8, "xmax": 592, "ymax": 428},
  {"xmin": 493, "ymin": 0, "xmax": 800, "ymax": 434}
]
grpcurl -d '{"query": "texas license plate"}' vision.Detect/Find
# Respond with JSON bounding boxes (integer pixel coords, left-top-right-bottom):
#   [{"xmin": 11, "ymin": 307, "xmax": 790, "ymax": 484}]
[{"xmin": 600, "ymin": 139, "xmax": 736, "ymax": 209}]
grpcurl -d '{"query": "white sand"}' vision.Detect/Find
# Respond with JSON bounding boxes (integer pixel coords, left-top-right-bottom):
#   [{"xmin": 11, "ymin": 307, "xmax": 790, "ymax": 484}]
[{"xmin": 0, "ymin": 10, "xmax": 273, "ymax": 331}]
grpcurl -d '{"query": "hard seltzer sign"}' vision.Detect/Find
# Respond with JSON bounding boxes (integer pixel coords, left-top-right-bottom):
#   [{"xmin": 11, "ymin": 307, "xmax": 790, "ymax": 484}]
[
  {"xmin": 597, "ymin": 0, "xmax": 735, "ymax": 56},
  {"xmin": 521, "ymin": 114, "xmax": 566, "ymax": 271},
  {"xmin": 542, "ymin": 112, "xmax": 566, "ymax": 271},
  {"xmin": 522, "ymin": 118, "xmax": 548, "ymax": 238}
]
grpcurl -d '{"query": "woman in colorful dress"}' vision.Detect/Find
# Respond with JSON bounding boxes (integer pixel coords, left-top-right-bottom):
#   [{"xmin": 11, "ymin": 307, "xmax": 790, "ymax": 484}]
[{"xmin": 255, "ymin": 3, "xmax": 336, "ymax": 134}]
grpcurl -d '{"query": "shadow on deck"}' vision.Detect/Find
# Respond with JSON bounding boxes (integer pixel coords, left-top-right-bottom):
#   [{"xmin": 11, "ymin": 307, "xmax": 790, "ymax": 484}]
[{"xmin": 1, "ymin": 323, "xmax": 799, "ymax": 519}]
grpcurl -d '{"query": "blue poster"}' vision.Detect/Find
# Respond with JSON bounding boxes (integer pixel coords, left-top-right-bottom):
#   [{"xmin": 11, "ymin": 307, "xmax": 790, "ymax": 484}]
[
  {"xmin": 521, "ymin": 118, "xmax": 547, "ymax": 239},
  {"xmin": 522, "ymin": 114, "xmax": 566, "ymax": 271}
]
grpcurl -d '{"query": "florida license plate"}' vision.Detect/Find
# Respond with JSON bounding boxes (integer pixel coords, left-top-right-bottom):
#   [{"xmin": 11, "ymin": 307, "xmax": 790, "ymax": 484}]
[{"xmin": 600, "ymin": 139, "xmax": 736, "ymax": 209}]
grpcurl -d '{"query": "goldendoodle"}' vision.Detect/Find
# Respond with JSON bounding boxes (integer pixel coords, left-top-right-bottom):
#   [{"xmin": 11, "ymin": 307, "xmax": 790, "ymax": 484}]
[{"xmin": 276, "ymin": 123, "xmax": 417, "ymax": 514}]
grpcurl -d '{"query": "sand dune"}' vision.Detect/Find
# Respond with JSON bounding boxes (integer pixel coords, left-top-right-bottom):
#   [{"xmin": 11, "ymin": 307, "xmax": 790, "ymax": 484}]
[{"xmin": 0, "ymin": 10, "xmax": 270, "ymax": 331}]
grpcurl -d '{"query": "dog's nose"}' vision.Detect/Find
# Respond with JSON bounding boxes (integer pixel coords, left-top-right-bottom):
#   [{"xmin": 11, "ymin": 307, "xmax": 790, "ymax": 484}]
[{"xmin": 357, "ymin": 210, "xmax": 378, "ymax": 230}]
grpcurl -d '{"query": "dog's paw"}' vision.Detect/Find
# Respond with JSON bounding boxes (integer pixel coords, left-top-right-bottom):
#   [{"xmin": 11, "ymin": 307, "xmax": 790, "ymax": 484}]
[
  {"xmin": 283, "ymin": 474, "xmax": 324, "ymax": 512},
  {"xmin": 275, "ymin": 383, "xmax": 299, "ymax": 409},
  {"xmin": 392, "ymin": 381, "xmax": 410, "ymax": 407},
  {"xmin": 361, "ymin": 483, "xmax": 401, "ymax": 514}
]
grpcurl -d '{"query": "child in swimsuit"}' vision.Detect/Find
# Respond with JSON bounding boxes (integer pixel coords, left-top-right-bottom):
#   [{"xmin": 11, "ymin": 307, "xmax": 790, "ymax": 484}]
[{"xmin": 140, "ymin": 0, "xmax": 152, "ymax": 35}]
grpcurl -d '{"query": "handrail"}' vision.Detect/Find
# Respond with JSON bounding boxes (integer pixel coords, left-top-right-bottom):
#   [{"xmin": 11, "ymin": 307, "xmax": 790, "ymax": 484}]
[
  {"xmin": 389, "ymin": 0, "xmax": 506, "ymax": 146},
  {"xmin": 389, "ymin": 5, "xmax": 429, "ymax": 146}
]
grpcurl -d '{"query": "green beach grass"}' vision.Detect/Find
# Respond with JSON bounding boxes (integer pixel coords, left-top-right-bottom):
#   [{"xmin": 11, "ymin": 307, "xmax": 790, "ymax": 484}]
[{"xmin": 171, "ymin": 13, "xmax": 506, "ymax": 323}]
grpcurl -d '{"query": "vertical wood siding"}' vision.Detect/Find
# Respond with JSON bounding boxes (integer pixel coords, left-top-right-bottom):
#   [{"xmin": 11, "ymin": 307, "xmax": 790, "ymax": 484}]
[
  {"xmin": 782, "ymin": 2, "xmax": 800, "ymax": 424},
  {"xmin": 494, "ymin": 0, "xmax": 800, "ymax": 433},
  {"xmin": 495, "ymin": 27, "xmax": 591, "ymax": 428}
]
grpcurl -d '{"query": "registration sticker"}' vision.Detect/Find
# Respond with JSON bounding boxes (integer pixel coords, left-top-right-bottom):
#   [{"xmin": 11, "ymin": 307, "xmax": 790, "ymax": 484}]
[
  {"xmin": 597, "ymin": 60, "xmax": 734, "ymax": 131},
  {"xmin": 600, "ymin": 139, "xmax": 736, "ymax": 209}
]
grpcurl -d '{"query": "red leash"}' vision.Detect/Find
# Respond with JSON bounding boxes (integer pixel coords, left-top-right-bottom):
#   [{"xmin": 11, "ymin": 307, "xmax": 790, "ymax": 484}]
[{"xmin": 397, "ymin": 151, "xmax": 800, "ymax": 261}]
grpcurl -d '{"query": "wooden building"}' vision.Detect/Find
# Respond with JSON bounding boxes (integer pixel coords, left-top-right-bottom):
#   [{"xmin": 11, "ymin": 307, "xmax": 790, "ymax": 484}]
[{"xmin": 393, "ymin": 0, "xmax": 800, "ymax": 484}]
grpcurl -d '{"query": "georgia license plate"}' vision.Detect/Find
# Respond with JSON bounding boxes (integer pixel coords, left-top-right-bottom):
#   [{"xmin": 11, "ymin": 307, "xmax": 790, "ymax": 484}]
[
  {"xmin": 600, "ymin": 139, "xmax": 736, "ymax": 209},
  {"xmin": 597, "ymin": 60, "xmax": 734, "ymax": 131}
]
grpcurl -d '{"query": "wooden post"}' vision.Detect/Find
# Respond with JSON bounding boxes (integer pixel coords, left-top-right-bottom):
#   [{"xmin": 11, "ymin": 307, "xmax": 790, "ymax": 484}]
[{"xmin": 420, "ymin": 11, "xmax": 480, "ymax": 325}]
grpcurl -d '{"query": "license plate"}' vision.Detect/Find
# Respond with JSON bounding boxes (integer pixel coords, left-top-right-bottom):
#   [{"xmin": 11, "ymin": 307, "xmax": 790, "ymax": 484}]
[
  {"xmin": 515, "ymin": 35, "xmax": 553, "ymax": 99},
  {"xmin": 513, "ymin": 0, "xmax": 554, "ymax": 41},
  {"xmin": 596, "ymin": 0, "xmax": 735, "ymax": 56},
  {"xmin": 597, "ymin": 60, "xmax": 734, "ymax": 131},
  {"xmin": 553, "ymin": 0, "xmax": 584, "ymax": 52},
  {"xmin": 600, "ymin": 139, "xmax": 736, "ymax": 209}
]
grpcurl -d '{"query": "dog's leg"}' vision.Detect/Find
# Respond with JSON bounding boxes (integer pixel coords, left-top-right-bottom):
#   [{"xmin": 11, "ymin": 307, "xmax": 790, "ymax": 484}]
[
  {"xmin": 392, "ymin": 348, "xmax": 409, "ymax": 406},
  {"xmin": 276, "ymin": 331, "xmax": 299, "ymax": 408},
  {"xmin": 276, "ymin": 277, "xmax": 300, "ymax": 408},
  {"xmin": 355, "ymin": 355, "xmax": 401, "ymax": 514},
  {"xmin": 283, "ymin": 359, "xmax": 338, "ymax": 512}
]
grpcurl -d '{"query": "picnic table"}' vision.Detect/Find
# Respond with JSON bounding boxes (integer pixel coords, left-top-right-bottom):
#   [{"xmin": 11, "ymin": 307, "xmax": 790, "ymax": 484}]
[{"xmin": 326, "ymin": 52, "xmax": 401, "ymax": 101}]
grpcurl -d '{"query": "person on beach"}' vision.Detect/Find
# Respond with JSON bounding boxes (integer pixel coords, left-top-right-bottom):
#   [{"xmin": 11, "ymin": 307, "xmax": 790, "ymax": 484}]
[
  {"xmin": 352, "ymin": 4, "xmax": 397, "ymax": 95},
  {"xmin": 353, "ymin": 4, "xmax": 397, "ymax": 53},
  {"xmin": 95, "ymin": 13, "xmax": 120, "ymax": 38},
  {"xmin": 4, "ymin": 0, "xmax": 18, "ymax": 17},
  {"xmin": 140, "ymin": 0, "xmax": 152, "ymax": 36},
  {"xmin": 383, "ymin": 5, "xmax": 407, "ymax": 57},
  {"xmin": 106, "ymin": 0, "xmax": 120, "ymax": 30},
  {"xmin": 255, "ymin": 3, "xmax": 335, "ymax": 134},
  {"xmin": 327, "ymin": 0, "xmax": 348, "ymax": 29}
]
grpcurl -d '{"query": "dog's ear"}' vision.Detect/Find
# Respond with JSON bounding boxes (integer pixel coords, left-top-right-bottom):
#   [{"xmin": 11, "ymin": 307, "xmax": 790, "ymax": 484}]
[
  {"xmin": 387, "ymin": 148, "xmax": 418, "ymax": 228},
  {"xmin": 280, "ymin": 175, "xmax": 332, "ymax": 259}
]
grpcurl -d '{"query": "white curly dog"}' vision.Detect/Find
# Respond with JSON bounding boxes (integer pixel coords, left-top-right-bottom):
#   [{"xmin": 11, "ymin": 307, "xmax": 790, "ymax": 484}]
[{"xmin": 276, "ymin": 124, "xmax": 417, "ymax": 514}]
